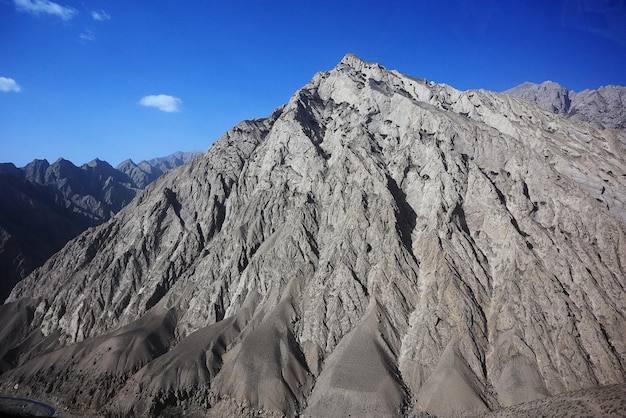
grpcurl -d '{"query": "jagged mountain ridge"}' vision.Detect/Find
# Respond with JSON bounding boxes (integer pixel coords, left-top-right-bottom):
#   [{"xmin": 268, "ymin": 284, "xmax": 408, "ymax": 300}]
[
  {"xmin": 117, "ymin": 151, "xmax": 201, "ymax": 189},
  {"xmin": 505, "ymin": 81, "xmax": 626, "ymax": 131},
  {"xmin": 0, "ymin": 152, "xmax": 200, "ymax": 301},
  {"xmin": 1, "ymin": 55, "xmax": 625, "ymax": 417}
]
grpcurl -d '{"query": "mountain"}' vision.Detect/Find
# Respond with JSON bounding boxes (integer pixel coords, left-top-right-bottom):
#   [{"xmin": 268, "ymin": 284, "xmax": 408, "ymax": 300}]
[
  {"xmin": 0, "ymin": 152, "xmax": 200, "ymax": 301},
  {"xmin": 143, "ymin": 150, "xmax": 202, "ymax": 173},
  {"xmin": 0, "ymin": 172, "xmax": 95, "ymax": 304},
  {"xmin": 117, "ymin": 151, "xmax": 202, "ymax": 189},
  {"xmin": 1, "ymin": 55, "xmax": 625, "ymax": 417},
  {"xmin": 505, "ymin": 81, "xmax": 626, "ymax": 130}
]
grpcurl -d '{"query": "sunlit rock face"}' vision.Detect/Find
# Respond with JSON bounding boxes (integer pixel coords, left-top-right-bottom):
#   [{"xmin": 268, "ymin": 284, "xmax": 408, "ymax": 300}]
[{"xmin": 1, "ymin": 54, "xmax": 625, "ymax": 417}]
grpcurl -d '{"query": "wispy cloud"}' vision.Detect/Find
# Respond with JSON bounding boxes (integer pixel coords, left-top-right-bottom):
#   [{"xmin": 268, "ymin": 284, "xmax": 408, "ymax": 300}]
[
  {"xmin": 79, "ymin": 30, "xmax": 95, "ymax": 41},
  {"xmin": 91, "ymin": 9, "xmax": 110, "ymax": 21},
  {"xmin": 14, "ymin": 0, "xmax": 76, "ymax": 21},
  {"xmin": 0, "ymin": 77, "xmax": 21, "ymax": 93},
  {"xmin": 139, "ymin": 95, "xmax": 182, "ymax": 113}
]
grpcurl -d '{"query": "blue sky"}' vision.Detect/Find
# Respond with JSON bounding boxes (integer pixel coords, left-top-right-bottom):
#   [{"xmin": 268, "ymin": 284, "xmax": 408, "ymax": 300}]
[{"xmin": 1, "ymin": 0, "xmax": 625, "ymax": 167}]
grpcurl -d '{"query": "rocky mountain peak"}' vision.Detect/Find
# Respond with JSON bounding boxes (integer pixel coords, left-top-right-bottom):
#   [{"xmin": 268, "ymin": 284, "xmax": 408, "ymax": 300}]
[
  {"xmin": 338, "ymin": 52, "xmax": 378, "ymax": 70},
  {"xmin": 505, "ymin": 80, "xmax": 572, "ymax": 114},
  {"xmin": 506, "ymin": 80, "xmax": 626, "ymax": 130},
  {"xmin": 1, "ymin": 57, "xmax": 625, "ymax": 417},
  {"xmin": 22, "ymin": 159, "xmax": 50, "ymax": 183},
  {"xmin": 84, "ymin": 157, "xmax": 109, "ymax": 167}
]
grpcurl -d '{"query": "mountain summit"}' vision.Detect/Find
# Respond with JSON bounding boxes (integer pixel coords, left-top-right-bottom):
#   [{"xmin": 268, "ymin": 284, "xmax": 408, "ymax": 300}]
[
  {"xmin": 505, "ymin": 80, "xmax": 626, "ymax": 130},
  {"xmin": 1, "ymin": 55, "xmax": 625, "ymax": 417}
]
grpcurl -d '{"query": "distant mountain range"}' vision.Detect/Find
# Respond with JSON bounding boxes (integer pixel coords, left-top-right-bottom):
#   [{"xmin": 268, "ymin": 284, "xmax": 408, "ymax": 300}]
[
  {"xmin": 505, "ymin": 81, "xmax": 626, "ymax": 131},
  {"xmin": 0, "ymin": 151, "xmax": 200, "ymax": 301},
  {"xmin": 118, "ymin": 151, "xmax": 204, "ymax": 189}
]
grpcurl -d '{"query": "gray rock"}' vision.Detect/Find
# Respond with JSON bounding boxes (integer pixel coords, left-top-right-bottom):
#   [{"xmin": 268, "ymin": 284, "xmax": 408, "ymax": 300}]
[
  {"xmin": 142, "ymin": 150, "xmax": 202, "ymax": 173},
  {"xmin": 505, "ymin": 81, "xmax": 572, "ymax": 114},
  {"xmin": 506, "ymin": 81, "xmax": 626, "ymax": 130},
  {"xmin": 117, "ymin": 151, "xmax": 201, "ymax": 189},
  {"xmin": 1, "ymin": 54, "xmax": 625, "ymax": 417}
]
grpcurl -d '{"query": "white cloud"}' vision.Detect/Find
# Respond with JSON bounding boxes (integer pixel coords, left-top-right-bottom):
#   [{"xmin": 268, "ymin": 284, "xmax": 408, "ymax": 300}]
[
  {"xmin": 139, "ymin": 95, "xmax": 182, "ymax": 113},
  {"xmin": 0, "ymin": 77, "xmax": 21, "ymax": 93},
  {"xmin": 91, "ymin": 10, "xmax": 110, "ymax": 21},
  {"xmin": 14, "ymin": 0, "xmax": 76, "ymax": 21},
  {"xmin": 80, "ymin": 30, "xmax": 95, "ymax": 41}
]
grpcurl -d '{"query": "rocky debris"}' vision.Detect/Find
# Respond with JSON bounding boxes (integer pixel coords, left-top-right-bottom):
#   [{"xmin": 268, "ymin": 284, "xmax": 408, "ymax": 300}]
[
  {"xmin": 0, "ymin": 152, "xmax": 200, "ymax": 302},
  {"xmin": 483, "ymin": 384, "xmax": 626, "ymax": 417},
  {"xmin": 505, "ymin": 81, "xmax": 626, "ymax": 130},
  {"xmin": 1, "ymin": 54, "xmax": 626, "ymax": 417}
]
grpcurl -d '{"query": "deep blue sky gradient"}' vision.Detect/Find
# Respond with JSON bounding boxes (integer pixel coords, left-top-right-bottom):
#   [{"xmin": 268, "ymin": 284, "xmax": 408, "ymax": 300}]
[{"xmin": 1, "ymin": 0, "xmax": 625, "ymax": 166}]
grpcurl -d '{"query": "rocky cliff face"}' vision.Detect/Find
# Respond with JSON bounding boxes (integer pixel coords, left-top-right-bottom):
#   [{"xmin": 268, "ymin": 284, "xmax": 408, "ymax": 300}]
[
  {"xmin": 0, "ymin": 152, "xmax": 199, "ymax": 302},
  {"xmin": 505, "ymin": 81, "xmax": 626, "ymax": 131},
  {"xmin": 1, "ymin": 55, "xmax": 625, "ymax": 417}
]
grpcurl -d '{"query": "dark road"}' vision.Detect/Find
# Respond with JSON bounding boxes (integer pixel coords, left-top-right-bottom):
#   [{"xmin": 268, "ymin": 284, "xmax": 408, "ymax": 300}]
[{"xmin": 0, "ymin": 395, "xmax": 56, "ymax": 417}]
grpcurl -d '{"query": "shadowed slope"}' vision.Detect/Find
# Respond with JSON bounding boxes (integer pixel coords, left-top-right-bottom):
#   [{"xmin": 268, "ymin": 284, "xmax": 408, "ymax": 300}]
[{"xmin": 0, "ymin": 152, "xmax": 200, "ymax": 302}]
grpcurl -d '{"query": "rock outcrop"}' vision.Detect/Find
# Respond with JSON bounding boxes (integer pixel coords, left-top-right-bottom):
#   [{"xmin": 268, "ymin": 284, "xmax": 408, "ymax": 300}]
[
  {"xmin": 1, "ymin": 55, "xmax": 625, "ymax": 417},
  {"xmin": 505, "ymin": 81, "xmax": 626, "ymax": 130}
]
